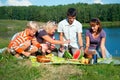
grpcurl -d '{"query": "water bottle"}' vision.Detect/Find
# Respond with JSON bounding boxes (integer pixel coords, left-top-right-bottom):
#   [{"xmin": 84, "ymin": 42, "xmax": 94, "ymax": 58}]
[{"xmin": 92, "ymin": 54, "xmax": 97, "ymax": 64}]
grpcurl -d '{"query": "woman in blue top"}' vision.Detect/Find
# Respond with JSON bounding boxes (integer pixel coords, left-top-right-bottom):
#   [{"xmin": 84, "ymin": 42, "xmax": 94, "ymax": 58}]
[{"xmin": 84, "ymin": 18, "xmax": 112, "ymax": 58}]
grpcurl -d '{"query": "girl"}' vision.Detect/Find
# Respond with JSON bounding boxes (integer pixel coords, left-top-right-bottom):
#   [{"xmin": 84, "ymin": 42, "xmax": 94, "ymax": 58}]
[
  {"xmin": 8, "ymin": 21, "xmax": 39, "ymax": 58},
  {"xmin": 84, "ymin": 18, "xmax": 112, "ymax": 58}
]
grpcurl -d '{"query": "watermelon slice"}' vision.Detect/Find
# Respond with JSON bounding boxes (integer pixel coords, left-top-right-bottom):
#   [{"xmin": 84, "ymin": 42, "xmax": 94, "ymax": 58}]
[{"xmin": 73, "ymin": 50, "xmax": 84, "ymax": 59}]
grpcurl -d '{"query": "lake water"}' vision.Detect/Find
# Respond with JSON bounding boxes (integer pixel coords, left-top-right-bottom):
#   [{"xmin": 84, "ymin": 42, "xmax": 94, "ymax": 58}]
[
  {"xmin": 104, "ymin": 28, "xmax": 120, "ymax": 57},
  {"xmin": 55, "ymin": 27, "xmax": 120, "ymax": 57}
]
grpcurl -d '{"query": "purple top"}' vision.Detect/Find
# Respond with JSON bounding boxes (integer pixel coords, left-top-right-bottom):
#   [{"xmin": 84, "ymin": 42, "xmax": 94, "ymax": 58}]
[
  {"xmin": 35, "ymin": 29, "xmax": 48, "ymax": 43},
  {"xmin": 36, "ymin": 29, "xmax": 54, "ymax": 43},
  {"xmin": 86, "ymin": 29, "xmax": 106, "ymax": 49}
]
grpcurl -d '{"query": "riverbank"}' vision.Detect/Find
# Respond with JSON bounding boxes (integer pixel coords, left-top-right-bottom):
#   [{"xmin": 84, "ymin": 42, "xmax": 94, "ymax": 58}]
[
  {"xmin": 83, "ymin": 21, "xmax": 120, "ymax": 28},
  {"xmin": 0, "ymin": 19, "xmax": 120, "ymax": 28}
]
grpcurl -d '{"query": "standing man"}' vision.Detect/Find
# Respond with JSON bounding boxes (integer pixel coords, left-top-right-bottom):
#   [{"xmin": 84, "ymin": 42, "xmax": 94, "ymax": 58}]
[{"xmin": 58, "ymin": 8, "xmax": 83, "ymax": 57}]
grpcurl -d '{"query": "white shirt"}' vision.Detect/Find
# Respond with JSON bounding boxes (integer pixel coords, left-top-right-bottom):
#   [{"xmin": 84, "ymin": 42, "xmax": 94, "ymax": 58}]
[{"xmin": 58, "ymin": 19, "xmax": 82, "ymax": 48}]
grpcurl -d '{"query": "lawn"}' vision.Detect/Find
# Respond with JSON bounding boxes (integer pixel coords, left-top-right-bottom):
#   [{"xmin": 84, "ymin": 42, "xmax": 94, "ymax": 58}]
[{"xmin": 0, "ymin": 52, "xmax": 120, "ymax": 80}]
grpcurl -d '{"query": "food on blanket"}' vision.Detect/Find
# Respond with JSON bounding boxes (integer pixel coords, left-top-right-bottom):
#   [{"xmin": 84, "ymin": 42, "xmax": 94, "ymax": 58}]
[
  {"xmin": 63, "ymin": 50, "xmax": 72, "ymax": 59},
  {"xmin": 51, "ymin": 56, "xmax": 66, "ymax": 63},
  {"xmin": 84, "ymin": 53, "xmax": 93, "ymax": 58},
  {"xmin": 68, "ymin": 59, "xmax": 80, "ymax": 62},
  {"xmin": 30, "ymin": 56, "xmax": 37, "ymax": 62},
  {"xmin": 73, "ymin": 50, "xmax": 84, "ymax": 59},
  {"xmin": 85, "ymin": 58, "xmax": 89, "ymax": 64},
  {"xmin": 45, "ymin": 53, "xmax": 54, "ymax": 58},
  {"xmin": 37, "ymin": 56, "xmax": 51, "ymax": 63},
  {"xmin": 73, "ymin": 50, "xmax": 80, "ymax": 59},
  {"xmin": 79, "ymin": 57, "xmax": 90, "ymax": 64},
  {"xmin": 84, "ymin": 50, "xmax": 96, "ymax": 58},
  {"xmin": 80, "ymin": 57, "xmax": 85, "ymax": 64},
  {"xmin": 79, "ymin": 50, "xmax": 84, "ymax": 59}
]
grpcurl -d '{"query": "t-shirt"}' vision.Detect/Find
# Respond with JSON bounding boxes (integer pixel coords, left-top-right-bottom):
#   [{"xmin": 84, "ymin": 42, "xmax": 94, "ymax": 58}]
[
  {"xmin": 86, "ymin": 29, "xmax": 106, "ymax": 49},
  {"xmin": 35, "ymin": 29, "xmax": 48, "ymax": 43},
  {"xmin": 58, "ymin": 19, "xmax": 82, "ymax": 48},
  {"xmin": 8, "ymin": 29, "xmax": 34, "ymax": 53},
  {"xmin": 36, "ymin": 29, "xmax": 55, "ymax": 43}
]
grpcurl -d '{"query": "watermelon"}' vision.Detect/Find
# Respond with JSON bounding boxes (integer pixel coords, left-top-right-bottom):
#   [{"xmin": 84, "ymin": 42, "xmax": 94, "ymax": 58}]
[
  {"xmin": 63, "ymin": 50, "xmax": 72, "ymax": 59},
  {"xmin": 73, "ymin": 50, "xmax": 84, "ymax": 59}
]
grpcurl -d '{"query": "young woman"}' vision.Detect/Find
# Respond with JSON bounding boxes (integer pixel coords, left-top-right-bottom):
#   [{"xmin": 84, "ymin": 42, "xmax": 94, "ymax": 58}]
[{"xmin": 84, "ymin": 18, "xmax": 112, "ymax": 58}]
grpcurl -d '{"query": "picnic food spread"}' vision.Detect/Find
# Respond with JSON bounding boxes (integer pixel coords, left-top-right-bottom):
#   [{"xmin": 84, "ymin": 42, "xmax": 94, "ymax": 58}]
[
  {"xmin": 30, "ymin": 50, "xmax": 116, "ymax": 65},
  {"xmin": 37, "ymin": 56, "xmax": 51, "ymax": 63},
  {"xmin": 30, "ymin": 50, "xmax": 92, "ymax": 65}
]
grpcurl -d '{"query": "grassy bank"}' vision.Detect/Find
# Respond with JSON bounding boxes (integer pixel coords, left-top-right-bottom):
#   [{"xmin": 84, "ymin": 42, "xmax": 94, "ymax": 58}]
[
  {"xmin": 0, "ymin": 20, "xmax": 27, "ymax": 48},
  {"xmin": 0, "ymin": 52, "xmax": 120, "ymax": 80},
  {"xmin": 83, "ymin": 21, "xmax": 120, "ymax": 28}
]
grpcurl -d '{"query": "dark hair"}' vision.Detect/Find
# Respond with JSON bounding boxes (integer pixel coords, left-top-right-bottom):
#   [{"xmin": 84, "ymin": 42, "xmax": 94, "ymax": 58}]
[
  {"xmin": 90, "ymin": 18, "xmax": 102, "ymax": 34},
  {"xmin": 67, "ymin": 8, "xmax": 77, "ymax": 17}
]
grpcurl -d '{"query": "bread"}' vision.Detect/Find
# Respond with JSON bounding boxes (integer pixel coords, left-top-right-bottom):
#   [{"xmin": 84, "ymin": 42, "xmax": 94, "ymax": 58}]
[{"xmin": 37, "ymin": 56, "xmax": 51, "ymax": 63}]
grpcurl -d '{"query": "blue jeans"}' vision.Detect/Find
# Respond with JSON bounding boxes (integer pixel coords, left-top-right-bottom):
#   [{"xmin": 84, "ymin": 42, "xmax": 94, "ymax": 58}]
[{"xmin": 89, "ymin": 47, "xmax": 112, "ymax": 58}]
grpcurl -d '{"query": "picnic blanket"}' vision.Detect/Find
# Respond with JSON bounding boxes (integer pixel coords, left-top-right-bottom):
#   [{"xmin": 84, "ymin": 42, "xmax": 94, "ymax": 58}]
[{"xmin": 29, "ymin": 54, "xmax": 120, "ymax": 67}]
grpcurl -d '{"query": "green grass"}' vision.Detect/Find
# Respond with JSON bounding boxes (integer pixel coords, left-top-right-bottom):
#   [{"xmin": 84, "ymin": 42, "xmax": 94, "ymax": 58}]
[
  {"xmin": 0, "ymin": 20, "xmax": 27, "ymax": 41},
  {"xmin": 82, "ymin": 21, "xmax": 120, "ymax": 28},
  {"xmin": 0, "ymin": 52, "xmax": 120, "ymax": 80},
  {"xmin": 0, "ymin": 20, "xmax": 28, "ymax": 48},
  {"xmin": 0, "ymin": 53, "xmax": 42, "ymax": 80},
  {"xmin": 0, "ymin": 38, "xmax": 10, "ymax": 48}
]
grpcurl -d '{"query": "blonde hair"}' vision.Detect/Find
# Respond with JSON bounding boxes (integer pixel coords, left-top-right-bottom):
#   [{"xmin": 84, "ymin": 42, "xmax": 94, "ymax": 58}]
[
  {"xmin": 26, "ymin": 21, "xmax": 39, "ymax": 30},
  {"xmin": 43, "ymin": 21, "xmax": 57, "ymax": 32}
]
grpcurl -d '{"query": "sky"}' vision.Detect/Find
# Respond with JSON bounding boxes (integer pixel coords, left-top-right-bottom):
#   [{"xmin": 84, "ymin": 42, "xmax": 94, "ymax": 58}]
[{"xmin": 0, "ymin": 0, "xmax": 120, "ymax": 6}]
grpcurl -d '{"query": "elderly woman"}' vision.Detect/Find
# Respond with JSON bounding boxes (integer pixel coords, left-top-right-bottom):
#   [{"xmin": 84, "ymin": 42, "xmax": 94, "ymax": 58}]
[{"xmin": 33, "ymin": 21, "xmax": 70, "ymax": 55}]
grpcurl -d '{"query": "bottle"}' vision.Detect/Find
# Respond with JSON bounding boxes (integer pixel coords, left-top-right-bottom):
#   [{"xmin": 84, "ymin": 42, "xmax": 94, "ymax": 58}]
[
  {"xmin": 93, "ymin": 54, "xmax": 97, "ymax": 64},
  {"xmin": 90, "ymin": 58, "xmax": 94, "ymax": 64}
]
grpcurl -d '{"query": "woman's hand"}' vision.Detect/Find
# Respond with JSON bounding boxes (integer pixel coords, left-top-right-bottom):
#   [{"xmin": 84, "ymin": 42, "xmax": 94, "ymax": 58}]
[
  {"xmin": 59, "ymin": 45, "xmax": 64, "ymax": 52},
  {"xmin": 63, "ymin": 40, "xmax": 70, "ymax": 44},
  {"xmin": 84, "ymin": 47, "xmax": 89, "ymax": 54},
  {"xmin": 49, "ymin": 44, "xmax": 55, "ymax": 50},
  {"xmin": 41, "ymin": 44, "xmax": 49, "ymax": 53}
]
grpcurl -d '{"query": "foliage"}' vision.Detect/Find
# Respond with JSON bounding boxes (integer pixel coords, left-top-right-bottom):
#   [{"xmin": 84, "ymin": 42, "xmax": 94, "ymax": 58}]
[{"xmin": 0, "ymin": 3, "xmax": 120, "ymax": 23}]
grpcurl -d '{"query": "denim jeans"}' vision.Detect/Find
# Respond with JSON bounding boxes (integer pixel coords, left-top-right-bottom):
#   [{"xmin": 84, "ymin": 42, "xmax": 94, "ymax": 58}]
[{"xmin": 89, "ymin": 47, "xmax": 112, "ymax": 58}]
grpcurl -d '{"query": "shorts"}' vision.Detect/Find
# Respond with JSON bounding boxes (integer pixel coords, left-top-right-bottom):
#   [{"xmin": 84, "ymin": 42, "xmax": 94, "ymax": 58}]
[{"xmin": 9, "ymin": 44, "xmax": 34, "ymax": 55}]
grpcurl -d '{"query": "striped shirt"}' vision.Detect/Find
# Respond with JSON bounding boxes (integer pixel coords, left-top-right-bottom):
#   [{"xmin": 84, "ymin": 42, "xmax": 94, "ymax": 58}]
[{"xmin": 8, "ymin": 29, "xmax": 34, "ymax": 53}]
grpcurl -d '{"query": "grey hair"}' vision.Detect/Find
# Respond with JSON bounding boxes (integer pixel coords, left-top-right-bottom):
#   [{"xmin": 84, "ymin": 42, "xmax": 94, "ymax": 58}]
[
  {"xmin": 27, "ymin": 21, "xmax": 39, "ymax": 30},
  {"xmin": 43, "ymin": 21, "xmax": 57, "ymax": 32}
]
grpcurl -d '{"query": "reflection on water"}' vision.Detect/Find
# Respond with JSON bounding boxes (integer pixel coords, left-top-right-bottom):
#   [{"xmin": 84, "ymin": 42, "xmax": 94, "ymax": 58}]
[
  {"xmin": 55, "ymin": 28, "xmax": 120, "ymax": 57},
  {"xmin": 104, "ymin": 28, "xmax": 120, "ymax": 57}
]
